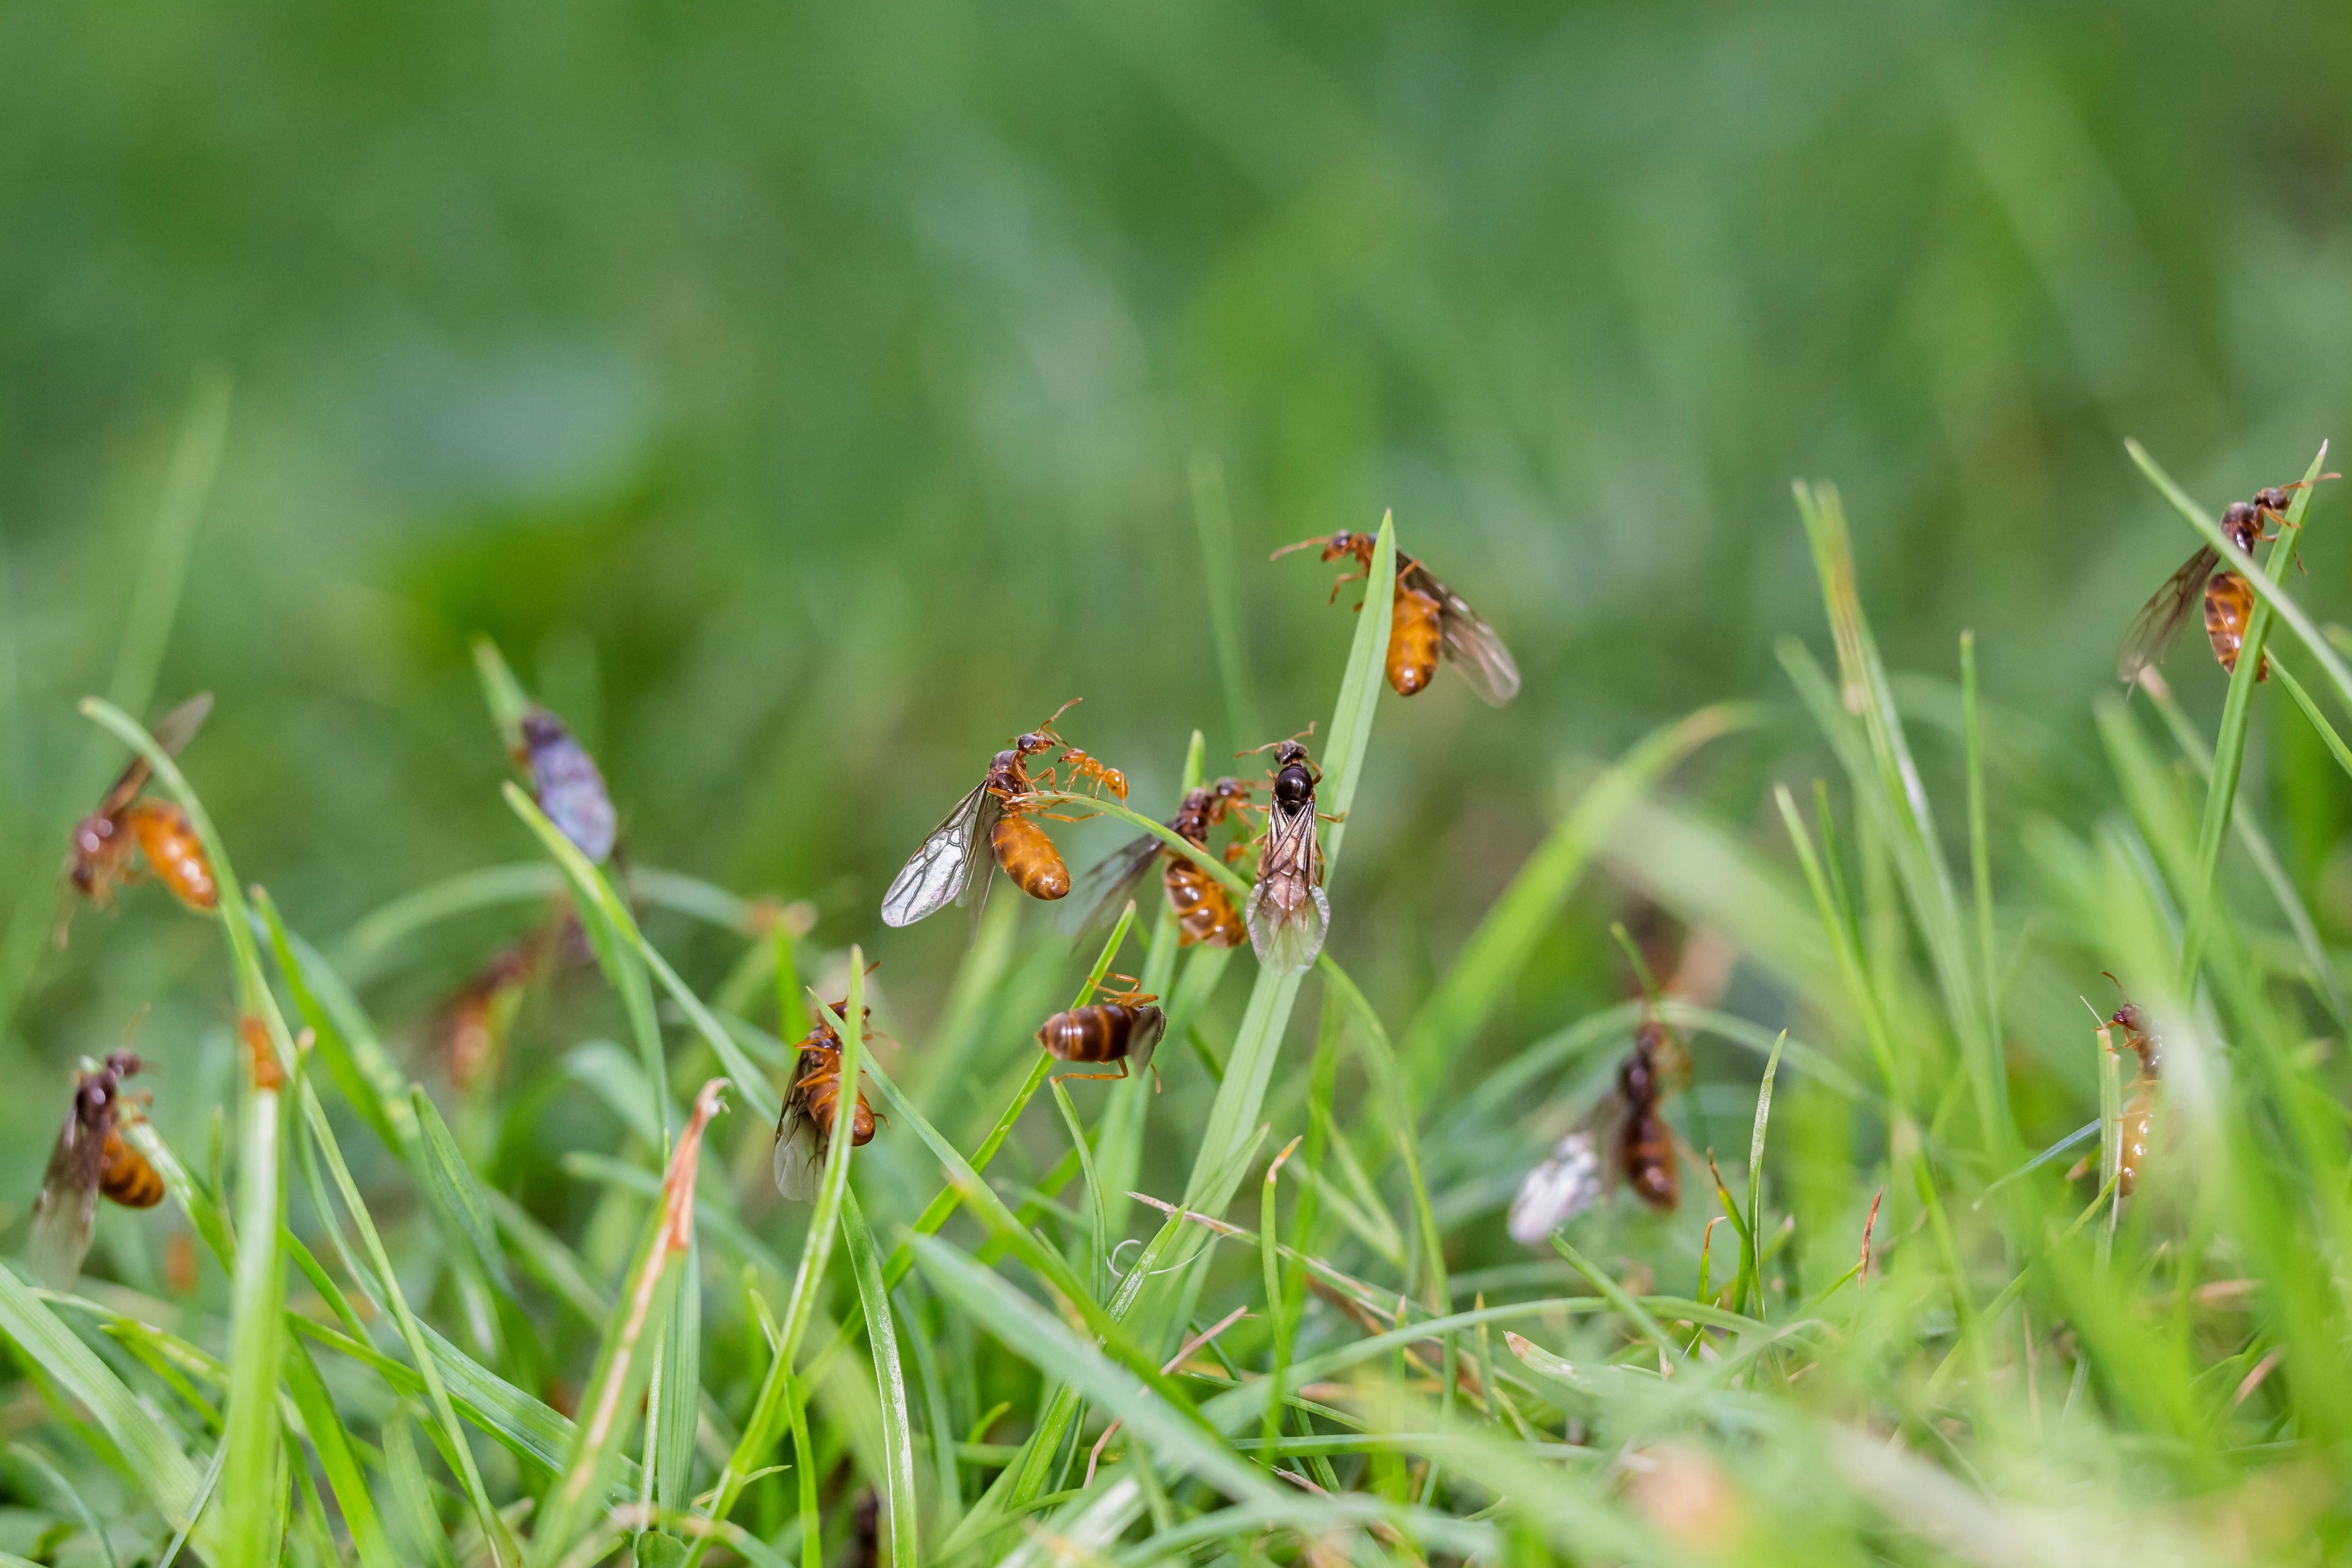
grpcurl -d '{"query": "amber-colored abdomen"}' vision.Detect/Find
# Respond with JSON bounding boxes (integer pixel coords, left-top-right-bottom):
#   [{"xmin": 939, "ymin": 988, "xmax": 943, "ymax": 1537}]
[
  {"xmin": 992, "ymin": 811, "xmax": 1071, "ymax": 899},
  {"xmin": 799, "ymin": 1054, "xmax": 877, "ymax": 1149},
  {"xmin": 98, "ymin": 1130, "xmax": 165, "ymax": 1209},
  {"xmin": 1620, "ymin": 1110, "xmax": 1679, "ymax": 1210},
  {"xmin": 127, "ymin": 802, "xmax": 218, "ymax": 910},
  {"xmin": 2203, "ymin": 571, "xmax": 2269, "ymax": 681},
  {"xmin": 1387, "ymin": 585, "xmax": 1444, "ymax": 696},
  {"xmin": 1163, "ymin": 859, "xmax": 1245, "ymax": 947},
  {"xmin": 2116, "ymin": 1088, "xmax": 2153, "ymax": 1197}
]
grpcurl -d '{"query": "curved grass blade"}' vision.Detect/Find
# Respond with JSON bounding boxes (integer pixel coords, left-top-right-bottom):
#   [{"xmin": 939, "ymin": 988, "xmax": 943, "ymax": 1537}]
[
  {"xmin": 842, "ymin": 1194, "xmax": 919, "ymax": 1568},
  {"xmin": 535, "ymin": 1079, "xmax": 729, "ymax": 1564}
]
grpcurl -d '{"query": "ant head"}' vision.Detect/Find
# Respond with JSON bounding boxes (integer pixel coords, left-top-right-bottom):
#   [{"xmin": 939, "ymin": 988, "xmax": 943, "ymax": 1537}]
[
  {"xmin": 2098, "ymin": 972, "xmax": 2144, "ymax": 1034},
  {"xmin": 104, "ymin": 1050, "xmax": 144, "ymax": 1080},
  {"xmin": 519, "ymin": 708, "xmax": 567, "ymax": 749},
  {"xmin": 1238, "ymin": 724, "xmax": 1316, "ymax": 766},
  {"xmin": 1271, "ymin": 532, "xmax": 1375, "ymax": 566},
  {"xmin": 1016, "ymin": 698, "xmax": 1082, "ymax": 754}
]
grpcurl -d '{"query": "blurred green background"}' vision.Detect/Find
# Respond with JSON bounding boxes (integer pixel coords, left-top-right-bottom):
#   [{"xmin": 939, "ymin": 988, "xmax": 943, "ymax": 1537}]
[{"xmin": 5, "ymin": 0, "xmax": 2352, "ymax": 1193}]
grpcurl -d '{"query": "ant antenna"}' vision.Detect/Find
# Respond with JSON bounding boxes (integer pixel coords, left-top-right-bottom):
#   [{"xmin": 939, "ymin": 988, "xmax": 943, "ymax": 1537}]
[
  {"xmin": 1235, "ymin": 722, "xmax": 1316, "ymax": 759},
  {"xmin": 1610, "ymin": 921, "xmax": 1666, "ymax": 1018},
  {"xmin": 1268, "ymin": 535, "xmax": 1335, "ymax": 561}
]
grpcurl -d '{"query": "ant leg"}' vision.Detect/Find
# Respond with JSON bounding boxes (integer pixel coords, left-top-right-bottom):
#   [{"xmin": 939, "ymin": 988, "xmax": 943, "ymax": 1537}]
[{"xmin": 1052, "ymin": 1062, "xmax": 1131, "ymax": 1083}]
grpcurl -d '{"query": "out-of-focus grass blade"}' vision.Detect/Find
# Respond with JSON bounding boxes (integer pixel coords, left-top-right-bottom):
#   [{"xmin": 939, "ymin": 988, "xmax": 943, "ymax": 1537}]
[
  {"xmin": 507, "ymin": 785, "xmax": 779, "ymax": 1125},
  {"xmin": 253, "ymin": 890, "xmax": 412, "ymax": 1153},
  {"xmin": 1397, "ymin": 704, "xmax": 1748, "ymax": 1101},
  {"xmin": 332, "ymin": 862, "xmax": 762, "ymax": 985},
  {"xmin": 908, "ymin": 1234, "xmax": 1271, "ymax": 1508},
  {"xmin": 1742, "ymin": 1032, "xmax": 1787, "ymax": 1316},
  {"xmin": 1050, "ymin": 1078, "xmax": 1111, "ymax": 1297},
  {"xmin": 842, "ymin": 1194, "xmax": 919, "ymax": 1568},
  {"xmin": 1791, "ymin": 483, "xmax": 2007, "ymax": 1153},
  {"xmin": 2138, "ymin": 669, "xmax": 2348, "ymax": 1024},
  {"xmin": 0, "ymin": 1263, "xmax": 212, "ymax": 1553},
  {"xmin": 1191, "ymin": 450, "xmax": 1262, "ymax": 748},
  {"xmin": 412, "ymin": 1087, "xmax": 514, "ymax": 1291},
  {"xmin": 298, "ymin": 1078, "xmax": 515, "ymax": 1563},
  {"xmin": 0, "ymin": 367, "xmax": 228, "ymax": 1037},
  {"xmin": 283, "ymin": 1339, "xmax": 400, "ymax": 1568},
  {"xmin": 472, "ymin": 635, "xmax": 534, "ymax": 752},
  {"xmin": 535, "ymin": 1080, "xmax": 728, "ymax": 1565}
]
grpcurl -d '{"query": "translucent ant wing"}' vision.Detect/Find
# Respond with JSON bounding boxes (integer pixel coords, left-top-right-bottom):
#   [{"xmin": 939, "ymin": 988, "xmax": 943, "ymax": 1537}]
[
  {"xmin": 1128, "ymin": 1007, "xmax": 1168, "ymax": 1075},
  {"xmin": 1508, "ymin": 1131, "xmax": 1605, "ymax": 1246},
  {"xmin": 2117, "ymin": 547, "xmax": 2217, "ymax": 683},
  {"xmin": 1245, "ymin": 799, "xmax": 1327, "ymax": 972},
  {"xmin": 28, "ymin": 1098, "xmax": 106, "ymax": 1289},
  {"xmin": 1060, "ymin": 830, "xmax": 1161, "ymax": 937},
  {"xmin": 882, "ymin": 781, "xmax": 994, "ymax": 928},
  {"xmin": 1407, "ymin": 564, "xmax": 1519, "ymax": 706},
  {"xmin": 772, "ymin": 1102, "xmax": 824, "ymax": 1201}
]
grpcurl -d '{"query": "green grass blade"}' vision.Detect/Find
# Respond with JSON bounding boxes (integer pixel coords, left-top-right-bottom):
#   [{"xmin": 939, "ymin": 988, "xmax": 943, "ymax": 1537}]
[
  {"xmin": 507, "ymin": 784, "xmax": 781, "ymax": 1125},
  {"xmin": 685, "ymin": 955, "xmax": 866, "ymax": 1561},
  {"xmin": 1743, "ymin": 1031, "xmax": 1787, "ymax": 1317},
  {"xmin": 1792, "ymin": 483, "xmax": 2008, "ymax": 1153},
  {"xmin": 252, "ymin": 890, "xmax": 412, "ymax": 1153},
  {"xmin": 1962, "ymin": 630, "xmax": 1999, "ymax": 1026},
  {"xmin": 535, "ymin": 1081, "xmax": 728, "ymax": 1563},
  {"xmin": 412, "ymin": 1087, "xmax": 515, "ymax": 1291},
  {"xmin": 299, "ymin": 1079, "xmax": 515, "ymax": 1564},
  {"xmin": 1396, "ymin": 705, "xmax": 1748, "ymax": 1100},
  {"xmin": 218, "ymin": 1035, "xmax": 289, "ymax": 1565},
  {"xmin": 472, "ymin": 634, "xmax": 533, "ymax": 753},
  {"xmin": 283, "ymin": 1340, "xmax": 400, "ymax": 1568},
  {"xmin": 907, "ymin": 1234, "xmax": 1271, "ymax": 1507},
  {"xmin": 2274, "ymin": 654, "xmax": 2352, "ymax": 783},
  {"xmin": 842, "ymin": 1194, "xmax": 919, "ymax": 1568},
  {"xmin": 0, "ymin": 1263, "xmax": 213, "ymax": 1552}
]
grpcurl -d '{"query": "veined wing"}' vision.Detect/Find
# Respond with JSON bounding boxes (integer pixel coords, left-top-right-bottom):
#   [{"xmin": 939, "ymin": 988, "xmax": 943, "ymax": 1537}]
[
  {"xmin": 1245, "ymin": 803, "xmax": 1329, "ymax": 972},
  {"xmin": 1407, "ymin": 564, "xmax": 1519, "ymax": 706},
  {"xmin": 771, "ymin": 1101, "xmax": 824, "ymax": 1201},
  {"xmin": 1060, "ymin": 829, "xmax": 1163, "ymax": 936},
  {"xmin": 94, "ymin": 692, "xmax": 214, "ymax": 820},
  {"xmin": 882, "ymin": 781, "xmax": 994, "ymax": 928},
  {"xmin": 28, "ymin": 1100, "xmax": 105, "ymax": 1289},
  {"xmin": 1507, "ymin": 1130, "xmax": 1604, "ymax": 1246},
  {"xmin": 2117, "ymin": 547, "xmax": 2216, "ymax": 683}
]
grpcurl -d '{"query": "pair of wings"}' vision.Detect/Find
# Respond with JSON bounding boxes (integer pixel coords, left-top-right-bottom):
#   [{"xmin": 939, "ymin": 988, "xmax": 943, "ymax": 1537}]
[
  {"xmin": 91, "ymin": 692, "xmax": 212, "ymax": 822},
  {"xmin": 29, "ymin": 1091, "xmax": 115, "ymax": 1289},
  {"xmin": 2116, "ymin": 547, "xmax": 2220, "ymax": 682},
  {"xmin": 881, "ymin": 780, "xmax": 1005, "ymax": 929},
  {"xmin": 1243, "ymin": 799, "xmax": 1328, "ymax": 972},
  {"xmin": 1401, "ymin": 562, "xmax": 1520, "ymax": 707}
]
